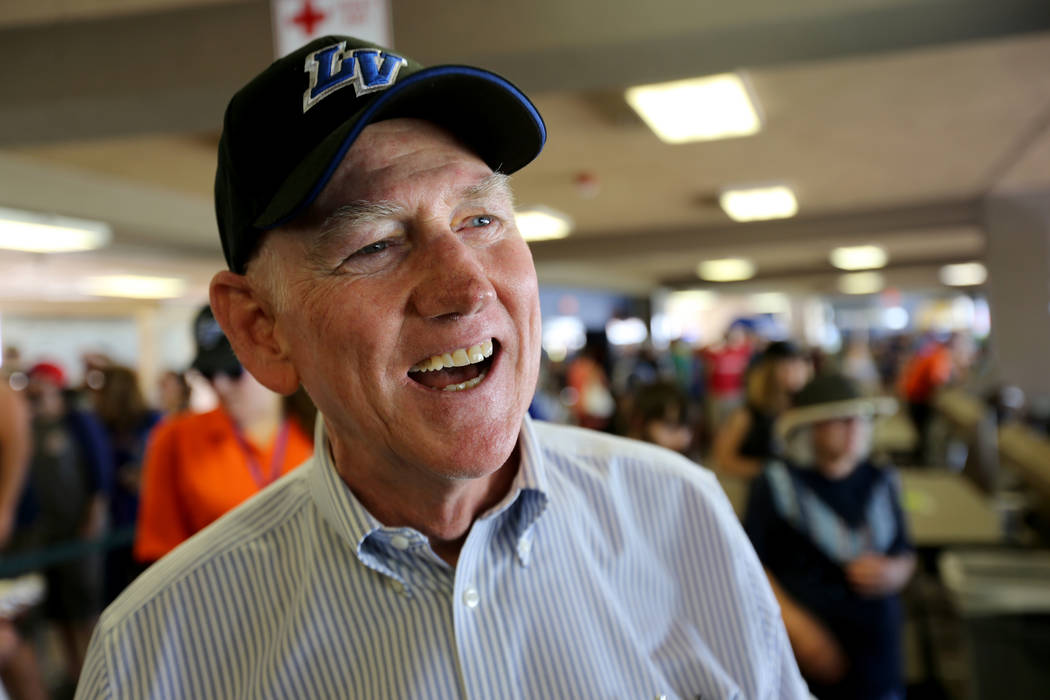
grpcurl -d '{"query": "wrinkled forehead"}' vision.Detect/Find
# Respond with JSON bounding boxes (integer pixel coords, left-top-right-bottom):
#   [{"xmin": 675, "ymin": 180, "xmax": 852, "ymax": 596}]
[
  {"xmin": 289, "ymin": 118, "xmax": 497, "ymax": 232},
  {"xmin": 250, "ymin": 119, "xmax": 512, "ymax": 279}
]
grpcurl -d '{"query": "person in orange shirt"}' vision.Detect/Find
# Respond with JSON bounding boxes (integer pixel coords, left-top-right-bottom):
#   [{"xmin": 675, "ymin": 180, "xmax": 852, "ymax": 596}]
[
  {"xmin": 900, "ymin": 332, "xmax": 967, "ymax": 464},
  {"xmin": 134, "ymin": 307, "xmax": 312, "ymax": 563}
]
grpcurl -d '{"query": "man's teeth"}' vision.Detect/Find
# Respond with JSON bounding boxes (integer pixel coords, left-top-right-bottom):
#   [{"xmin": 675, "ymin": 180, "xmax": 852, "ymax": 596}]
[
  {"xmin": 409, "ymin": 339, "xmax": 494, "ymax": 373},
  {"xmin": 442, "ymin": 373, "xmax": 486, "ymax": 392}
]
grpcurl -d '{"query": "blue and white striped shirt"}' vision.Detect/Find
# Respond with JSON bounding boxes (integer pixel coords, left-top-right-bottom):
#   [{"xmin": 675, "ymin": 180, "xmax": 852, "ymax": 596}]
[{"xmin": 78, "ymin": 417, "xmax": 808, "ymax": 699}]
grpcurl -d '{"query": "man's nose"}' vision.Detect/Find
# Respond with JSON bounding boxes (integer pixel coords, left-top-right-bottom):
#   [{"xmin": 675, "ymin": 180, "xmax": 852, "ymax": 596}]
[{"xmin": 408, "ymin": 234, "xmax": 496, "ymax": 320}]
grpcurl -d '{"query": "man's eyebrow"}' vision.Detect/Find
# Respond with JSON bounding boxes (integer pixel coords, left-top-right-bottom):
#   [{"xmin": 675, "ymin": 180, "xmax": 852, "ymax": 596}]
[
  {"xmin": 306, "ymin": 173, "xmax": 513, "ymax": 259},
  {"xmin": 321, "ymin": 200, "xmax": 405, "ymax": 235},
  {"xmin": 312, "ymin": 200, "xmax": 405, "ymax": 249},
  {"xmin": 461, "ymin": 172, "xmax": 513, "ymax": 205}
]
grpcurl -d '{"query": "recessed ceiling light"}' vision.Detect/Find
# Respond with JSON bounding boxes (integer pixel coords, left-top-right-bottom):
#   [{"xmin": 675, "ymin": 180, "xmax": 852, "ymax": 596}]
[
  {"xmin": 750, "ymin": 292, "xmax": 790, "ymax": 314},
  {"xmin": 719, "ymin": 186, "xmax": 798, "ymax": 222},
  {"xmin": 838, "ymin": 271, "xmax": 884, "ymax": 295},
  {"xmin": 0, "ymin": 207, "xmax": 111, "ymax": 253},
  {"xmin": 830, "ymin": 245, "xmax": 888, "ymax": 271},
  {"xmin": 667, "ymin": 290, "xmax": 718, "ymax": 310},
  {"xmin": 625, "ymin": 73, "xmax": 761, "ymax": 144},
  {"xmin": 515, "ymin": 206, "xmax": 573, "ymax": 242},
  {"xmin": 698, "ymin": 257, "xmax": 756, "ymax": 282},
  {"xmin": 940, "ymin": 262, "xmax": 987, "ymax": 286},
  {"xmin": 81, "ymin": 275, "xmax": 186, "ymax": 299}
]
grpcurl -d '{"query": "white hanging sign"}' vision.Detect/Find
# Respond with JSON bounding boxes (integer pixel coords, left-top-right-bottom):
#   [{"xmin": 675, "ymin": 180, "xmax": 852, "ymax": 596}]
[{"xmin": 271, "ymin": 0, "xmax": 393, "ymax": 58}]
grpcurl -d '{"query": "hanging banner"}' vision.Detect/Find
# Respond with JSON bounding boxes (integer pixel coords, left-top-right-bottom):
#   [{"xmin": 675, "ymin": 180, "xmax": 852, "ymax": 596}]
[{"xmin": 271, "ymin": 0, "xmax": 393, "ymax": 58}]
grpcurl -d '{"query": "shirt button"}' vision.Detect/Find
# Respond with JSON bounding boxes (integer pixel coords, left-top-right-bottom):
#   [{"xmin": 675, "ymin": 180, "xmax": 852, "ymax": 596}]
[
  {"xmin": 390, "ymin": 534, "xmax": 410, "ymax": 550},
  {"xmin": 462, "ymin": 587, "xmax": 480, "ymax": 609}
]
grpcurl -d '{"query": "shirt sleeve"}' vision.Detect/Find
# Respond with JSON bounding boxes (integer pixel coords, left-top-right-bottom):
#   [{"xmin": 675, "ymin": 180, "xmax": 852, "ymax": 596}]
[
  {"xmin": 74, "ymin": 626, "xmax": 112, "ymax": 699},
  {"xmin": 134, "ymin": 420, "xmax": 191, "ymax": 563}
]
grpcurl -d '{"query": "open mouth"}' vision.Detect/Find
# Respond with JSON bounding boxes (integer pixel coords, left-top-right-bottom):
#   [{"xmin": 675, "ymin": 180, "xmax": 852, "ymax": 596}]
[{"xmin": 408, "ymin": 339, "xmax": 498, "ymax": 392}]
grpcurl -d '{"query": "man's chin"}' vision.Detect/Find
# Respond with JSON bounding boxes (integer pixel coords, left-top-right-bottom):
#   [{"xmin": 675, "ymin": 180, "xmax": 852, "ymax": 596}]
[
  {"xmin": 410, "ymin": 427, "xmax": 520, "ymax": 482},
  {"xmin": 429, "ymin": 445, "xmax": 517, "ymax": 482}
]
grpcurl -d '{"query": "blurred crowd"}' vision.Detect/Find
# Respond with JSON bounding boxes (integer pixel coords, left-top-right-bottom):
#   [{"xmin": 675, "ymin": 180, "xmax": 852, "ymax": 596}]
[
  {"xmin": 532, "ymin": 320, "xmax": 984, "ymax": 466},
  {"xmin": 0, "ymin": 309, "xmax": 1003, "ymax": 698}
]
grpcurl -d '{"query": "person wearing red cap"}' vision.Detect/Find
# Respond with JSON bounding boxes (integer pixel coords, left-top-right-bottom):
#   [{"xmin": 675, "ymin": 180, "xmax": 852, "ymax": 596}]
[{"xmin": 23, "ymin": 362, "xmax": 112, "ymax": 688}]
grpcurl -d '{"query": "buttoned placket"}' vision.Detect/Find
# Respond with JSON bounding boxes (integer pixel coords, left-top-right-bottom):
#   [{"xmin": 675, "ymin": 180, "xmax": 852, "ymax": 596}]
[{"xmin": 449, "ymin": 513, "xmax": 500, "ymax": 700}]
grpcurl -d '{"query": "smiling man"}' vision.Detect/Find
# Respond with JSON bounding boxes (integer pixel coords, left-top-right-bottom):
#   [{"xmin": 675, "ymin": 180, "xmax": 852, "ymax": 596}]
[{"xmin": 77, "ymin": 36, "xmax": 808, "ymax": 699}]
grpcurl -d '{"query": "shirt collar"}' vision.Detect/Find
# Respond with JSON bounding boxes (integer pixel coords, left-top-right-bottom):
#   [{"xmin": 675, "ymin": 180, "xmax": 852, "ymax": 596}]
[
  {"xmin": 306, "ymin": 414, "xmax": 551, "ymax": 575},
  {"xmin": 305, "ymin": 417, "xmax": 394, "ymax": 580},
  {"xmin": 478, "ymin": 415, "xmax": 549, "ymax": 565}
]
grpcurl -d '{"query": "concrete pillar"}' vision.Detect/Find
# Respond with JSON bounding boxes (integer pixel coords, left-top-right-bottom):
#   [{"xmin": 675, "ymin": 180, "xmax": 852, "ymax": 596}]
[{"xmin": 982, "ymin": 190, "xmax": 1050, "ymax": 401}]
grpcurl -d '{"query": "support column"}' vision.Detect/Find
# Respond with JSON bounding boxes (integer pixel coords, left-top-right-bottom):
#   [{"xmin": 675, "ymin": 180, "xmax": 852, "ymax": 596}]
[{"xmin": 982, "ymin": 189, "xmax": 1050, "ymax": 401}]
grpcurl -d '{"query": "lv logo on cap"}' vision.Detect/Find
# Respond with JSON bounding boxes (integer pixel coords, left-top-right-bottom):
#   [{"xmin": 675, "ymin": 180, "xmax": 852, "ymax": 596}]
[{"xmin": 303, "ymin": 43, "xmax": 408, "ymax": 113}]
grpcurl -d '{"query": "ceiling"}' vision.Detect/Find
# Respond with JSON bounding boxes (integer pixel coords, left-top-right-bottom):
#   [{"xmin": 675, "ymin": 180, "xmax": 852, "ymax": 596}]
[{"xmin": 1, "ymin": 0, "xmax": 1049, "ymax": 305}]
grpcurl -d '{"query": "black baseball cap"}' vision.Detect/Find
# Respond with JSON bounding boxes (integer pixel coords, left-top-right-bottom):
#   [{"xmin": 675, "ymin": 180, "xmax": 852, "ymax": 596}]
[
  {"xmin": 215, "ymin": 35, "xmax": 547, "ymax": 274},
  {"xmin": 191, "ymin": 306, "xmax": 242, "ymax": 378}
]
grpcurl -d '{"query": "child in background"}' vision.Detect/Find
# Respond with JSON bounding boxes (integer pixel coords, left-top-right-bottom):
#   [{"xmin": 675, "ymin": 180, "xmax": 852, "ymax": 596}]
[
  {"xmin": 744, "ymin": 373, "xmax": 915, "ymax": 700},
  {"xmin": 627, "ymin": 381, "xmax": 693, "ymax": 455}
]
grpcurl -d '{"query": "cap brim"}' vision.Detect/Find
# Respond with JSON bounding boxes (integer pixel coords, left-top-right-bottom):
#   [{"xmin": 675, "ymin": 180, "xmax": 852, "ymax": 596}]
[
  {"xmin": 775, "ymin": 397, "xmax": 898, "ymax": 440},
  {"xmin": 191, "ymin": 346, "xmax": 242, "ymax": 376},
  {"xmin": 255, "ymin": 65, "xmax": 546, "ymax": 230}
]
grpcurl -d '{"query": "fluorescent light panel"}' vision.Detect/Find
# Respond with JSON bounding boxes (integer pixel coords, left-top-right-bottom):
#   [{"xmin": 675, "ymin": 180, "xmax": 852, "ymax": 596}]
[
  {"xmin": 516, "ymin": 206, "xmax": 572, "ymax": 242},
  {"xmin": 838, "ymin": 271, "xmax": 884, "ymax": 295},
  {"xmin": 697, "ymin": 257, "xmax": 755, "ymax": 282},
  {"xmin": 81, "ymin": 275, "xmax": 185, "ymax": 299},
  {"xmin": 750, "ymin": 292, "xmax": 790, "ymax": 314},
  {"xmin": 0, "ymin": 207, "xmax": 111, "ymax": 253},
  {"xmin": 625, "ymin": 73, "xmax": 761, "ymax": 144},
  {"xmin": 940, "ymin": 262, "xmax": 987, "ymax": 286},
  {"xmin": 830, "ymin": 245, "xmax": 887, "ymax": 271},
  {"xmin": 719, "ymin": 186, "xmax": 798, "ymax": 222}
]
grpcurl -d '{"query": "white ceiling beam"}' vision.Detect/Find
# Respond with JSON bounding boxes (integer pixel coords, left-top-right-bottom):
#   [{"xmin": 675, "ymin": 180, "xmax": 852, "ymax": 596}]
[{"xmin": 1, "ymin": 0, "xmax": 1048, "ymax": 145}]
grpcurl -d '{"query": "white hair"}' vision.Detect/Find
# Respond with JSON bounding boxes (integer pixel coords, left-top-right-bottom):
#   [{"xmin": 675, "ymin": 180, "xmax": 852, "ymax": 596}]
[{"xmin": 244, "ymin": 234, "xmax": 290, "ymax": 315}]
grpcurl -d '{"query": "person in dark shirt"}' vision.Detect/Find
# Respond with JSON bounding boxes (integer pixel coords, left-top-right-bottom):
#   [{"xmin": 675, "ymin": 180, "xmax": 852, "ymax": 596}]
[
  {"xmin": 24, "ymin": 362, "xmax": 112, "ymax": 686},
  {"xmin": 713, "ymin": 340, "xmax": 810, "ymax": 477},
  {"xmin": 90, "ymin": 366, "xmax": 162, "ymax": 602},
  {"xmin": 744, "ymin": 373, "xmax": 915, "ymax": 700}
]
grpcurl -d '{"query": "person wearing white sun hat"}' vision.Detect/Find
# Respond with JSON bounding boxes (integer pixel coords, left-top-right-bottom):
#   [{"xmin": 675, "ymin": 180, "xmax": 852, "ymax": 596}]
[{"xmin": 745, "ymin": 372, "xmax": 915, "ymax": 700}]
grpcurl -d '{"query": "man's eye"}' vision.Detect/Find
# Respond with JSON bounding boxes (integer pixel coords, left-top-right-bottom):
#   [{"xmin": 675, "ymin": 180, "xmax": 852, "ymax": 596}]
[
  {"xmin": 354, "ymin": 240, "xmax": 392, "ymax": 256},
  {"xmin": 338, "ymin": 238, "xmax": 401, "ymax": 272},
  {"xmin": 467, "ymin": 215, "xmax": 493, "ymax": 228}
]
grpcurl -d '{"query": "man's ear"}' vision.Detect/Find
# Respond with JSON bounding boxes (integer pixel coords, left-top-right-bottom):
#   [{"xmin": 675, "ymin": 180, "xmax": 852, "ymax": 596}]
[{"xmin": 209, "ymin": 270, "xmax": 300, "ymax": 395}]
